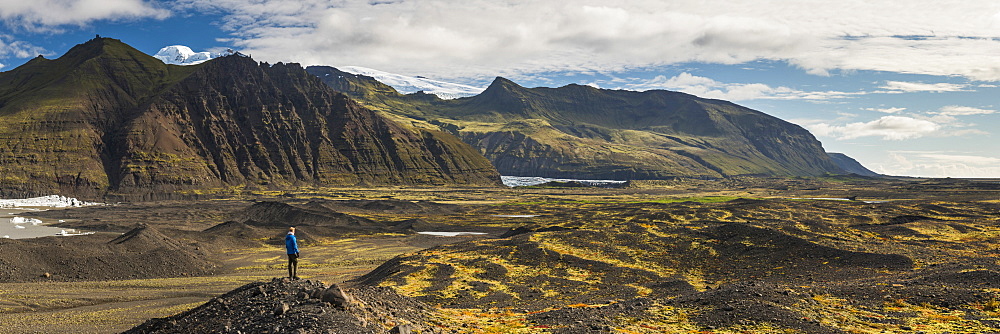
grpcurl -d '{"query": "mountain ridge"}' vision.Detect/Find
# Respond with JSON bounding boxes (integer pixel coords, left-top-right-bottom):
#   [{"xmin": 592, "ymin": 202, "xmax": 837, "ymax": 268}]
[
  {"xmin": 309, "ymin": 66, "xmax": 847, "ymax": 180},
  {"xmin": 0, "ymin": 38, "xmax": 500, "ymax": 199}
]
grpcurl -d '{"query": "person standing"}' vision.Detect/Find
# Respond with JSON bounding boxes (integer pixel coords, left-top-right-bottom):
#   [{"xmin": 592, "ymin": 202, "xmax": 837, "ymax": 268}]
[{"xmin": 285, "ymin": 226, "xmax": 300, "ymax": 279}]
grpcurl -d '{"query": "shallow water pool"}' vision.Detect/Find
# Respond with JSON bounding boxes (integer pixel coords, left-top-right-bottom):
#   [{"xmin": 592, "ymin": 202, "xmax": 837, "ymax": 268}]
[
  {"xmin": 417, "ymin": 231, "xmax": 489, "ymax": 237},
  {"xmin": 1, "ymin": 208, "xmax": 88, "ymax": 239}
]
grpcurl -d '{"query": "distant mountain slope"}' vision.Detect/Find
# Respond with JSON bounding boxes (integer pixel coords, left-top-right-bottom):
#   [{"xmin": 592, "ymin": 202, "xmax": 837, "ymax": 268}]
[
  {"xmin": 0, "ymin": 38, "xmax": 499, "ymax": 199},
  {"xmin": 309, "ymin": 66, "xmax": 845, "ymax": 180},
  {"xmin": 827, "ymin": 153, "xmax": 880, "ymax": 176}
]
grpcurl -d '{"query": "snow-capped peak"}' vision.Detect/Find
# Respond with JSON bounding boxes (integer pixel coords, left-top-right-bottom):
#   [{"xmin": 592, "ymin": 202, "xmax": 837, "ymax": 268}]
[
  {"xmin": 153, "ymin": 45, "xmax": 236, "ymax": 65},
  {"xmin": 337, "ymin": 66, "xmax": 484, "ymax": 99}
]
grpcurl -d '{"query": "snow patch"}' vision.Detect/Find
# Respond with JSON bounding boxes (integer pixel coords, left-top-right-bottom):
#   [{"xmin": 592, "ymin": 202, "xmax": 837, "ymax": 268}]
[
  {"xmin": 57, "ymin": 230, "xmax": 95, "ymax": 237},
  {"xmin": 337, "ymin": 66, "xmax": 484, "ymax": 99},
  {"xmin": 0, "ymin": 195, "xmax": 101, "ymax": 208},
  {"xmin": 9, "ymin": 217, "xmax": 43, "ymax": 225}
]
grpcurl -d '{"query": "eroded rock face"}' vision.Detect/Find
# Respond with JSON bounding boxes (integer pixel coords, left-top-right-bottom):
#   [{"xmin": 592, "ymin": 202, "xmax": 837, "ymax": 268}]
[{"xmin": 0, "ymin": 38, "xmax": 500, "ymax": 200}]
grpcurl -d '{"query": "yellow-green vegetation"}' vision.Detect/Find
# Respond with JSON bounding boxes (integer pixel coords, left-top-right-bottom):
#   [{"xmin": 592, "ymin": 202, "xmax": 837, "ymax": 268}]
[
  {"xmin": 351, "ymin": 183, "xmax": 1000, "ymax": 333},
  {"xmin": 431, "ymin": 308, "xmax": 539, "ymax": 333},
  {"xmin": 500, "ymin": 195, "xmax": 742, "ymax": 205},
  {"xmin": 6, "ymin": 179, "xmax": 1000, "ymax": 333}
]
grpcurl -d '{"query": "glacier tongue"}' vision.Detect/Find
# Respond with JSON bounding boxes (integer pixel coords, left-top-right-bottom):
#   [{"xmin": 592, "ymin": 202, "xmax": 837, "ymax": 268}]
[{"xmin": 337, "ymin": 66, "xmax": 484, "ymax": 99}]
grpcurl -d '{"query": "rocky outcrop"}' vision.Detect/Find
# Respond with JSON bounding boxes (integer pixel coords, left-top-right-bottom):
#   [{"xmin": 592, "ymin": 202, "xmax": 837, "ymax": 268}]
[{"xmin": 0, "ymin": 38, "xmax": 500, "ymax": 199}]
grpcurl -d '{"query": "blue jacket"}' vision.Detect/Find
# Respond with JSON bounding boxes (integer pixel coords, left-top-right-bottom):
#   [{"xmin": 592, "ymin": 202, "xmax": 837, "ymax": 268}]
[{"xmin": 285, "ymin": 233, "xmax": 299, "ymax": 254}]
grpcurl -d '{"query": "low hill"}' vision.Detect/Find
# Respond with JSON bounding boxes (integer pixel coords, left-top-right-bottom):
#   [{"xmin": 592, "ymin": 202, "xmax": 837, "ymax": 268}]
[
  {"xmin": 0, "ymin": 38, "xmax": 500, "ymax": 200},
  {"xmin": 309, "ymin": 66, "xmax": 846, "ymax": 180},
  {"xmin": 125, "ymin": 278, "xmax": 436, "ymax": 334},
  {"xmin": 0, "ymin": 224, "xmax": 217, "ymax": 281}
]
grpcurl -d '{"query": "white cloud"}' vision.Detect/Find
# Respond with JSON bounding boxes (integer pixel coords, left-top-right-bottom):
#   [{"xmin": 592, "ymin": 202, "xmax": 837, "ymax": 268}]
[
  {"xmin": 874, "ymin": 151, "xmax": 1000, "ymax": 178},
  {"xmin": 0, "ymin": 35, "xmax": 46, "ymax": 59},
  {"xmin": 622, "ymin": 72, "xmax": 862, "ymax": 101},
  {"xmin": 919, "ymin": 153, "xmax": 1000, "ymax": 165},
  {"xmin": 878, "ymin": 81, "xmax": 969, "ymax": 93},
  {"xmin": 937, "ymin": 105, "xmax": 996, "ymax": 116},
  {"xmin": 807, "ymin": 116, "xmax": 940, "ymax": 140},
  {"xmin": 168, "ymin": 0, "xmax": 1000, "ymax": 81},
  {"xmin": 862, "ymin": 107, "xmax": 907, "ymax": 114},
  {"xmin": 0, "ymin": 0, "xmax": 169, "ymax": 30}
]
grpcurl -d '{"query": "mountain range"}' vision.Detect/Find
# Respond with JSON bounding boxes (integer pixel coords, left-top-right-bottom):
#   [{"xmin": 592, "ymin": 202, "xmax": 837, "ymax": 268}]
[
  {"xmin": 146, "ymin": 44, "xmax": 877, "ymax": 180},
  {"xmin": 153, "ymin": 46, "xmax": 483, "ymax": 99},
  {"xmin": 0, "ymin": 38, "xmax": 499, "ymax": 199},
  {"xmin": 308, "ymin": 66, "xmax": 852, "ymax": 180}
]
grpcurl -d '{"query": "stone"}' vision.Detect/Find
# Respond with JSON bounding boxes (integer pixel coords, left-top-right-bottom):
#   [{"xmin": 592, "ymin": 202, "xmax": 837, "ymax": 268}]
[
  {"xmin": 320, "ymin": 284, "xmax": 353, "ymax": 308},
  {"xmin": 389, "ymin": 324, "xmax": 412, "ymax": 334},
  {"xmin": 274, "ymin": 302, "xmax": 290, "ymax": 316}
]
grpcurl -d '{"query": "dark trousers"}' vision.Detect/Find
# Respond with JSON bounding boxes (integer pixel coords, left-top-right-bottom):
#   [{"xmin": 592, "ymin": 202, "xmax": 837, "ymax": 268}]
[{"xmin": 287, "ymin": 253, "xmax": 298, "ymax": 278}]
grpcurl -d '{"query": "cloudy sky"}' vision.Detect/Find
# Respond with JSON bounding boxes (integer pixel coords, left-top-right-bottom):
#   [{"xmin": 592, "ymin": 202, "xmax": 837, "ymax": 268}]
[{"xmin": 2, "ymin": 0, "xmax": 1000, "ymax": 177}]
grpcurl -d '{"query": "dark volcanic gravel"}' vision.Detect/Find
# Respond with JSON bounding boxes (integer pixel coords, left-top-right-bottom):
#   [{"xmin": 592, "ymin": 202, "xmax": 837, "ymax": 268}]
[{"xmin": 125, "ymin": 278, "xmax": 441, "ymax": 334}]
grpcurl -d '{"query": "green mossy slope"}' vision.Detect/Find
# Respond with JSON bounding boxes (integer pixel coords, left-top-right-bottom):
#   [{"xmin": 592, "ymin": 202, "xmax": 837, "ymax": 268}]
[{"xmin": 309, "ymin": 66, "xmax": 846, "ymax": 180}]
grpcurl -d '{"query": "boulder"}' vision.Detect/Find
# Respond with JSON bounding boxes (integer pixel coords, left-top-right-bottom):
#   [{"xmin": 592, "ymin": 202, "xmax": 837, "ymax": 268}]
[
  {"xmin": 320, "ymin": 284, "xmax": 353, "ymax": 308},
  {"xmin": 274, "ymin": 302, "xmax": 290, "ymax": 316}
]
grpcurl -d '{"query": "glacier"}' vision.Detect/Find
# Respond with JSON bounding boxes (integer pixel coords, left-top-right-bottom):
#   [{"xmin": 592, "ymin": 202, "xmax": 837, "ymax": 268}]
[
  {"xmin": 337, "ymin": 66, "xmax": 484, "ymax": 99},
  {"xmin": 153, "ymin": 45, "xmax": 235, "ymax": 65},
  {"xmin": 0, "ymin": 195, "xmax": 101, "ymax": 208}
]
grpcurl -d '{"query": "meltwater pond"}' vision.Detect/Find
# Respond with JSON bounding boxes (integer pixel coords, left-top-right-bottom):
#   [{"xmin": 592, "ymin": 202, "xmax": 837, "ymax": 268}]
[
  {"xmin": 501, "ymin": 176, "xmax": 627, "ymax": 187},
  {"xmin": 417, "ymin": 232, "xmax": 489, "ymax": 237},
  {"xmin": 0, "ymin": 210, "xmax": 91, "ymax": 239},
  {"xmin": 0, "ymin": 195, "xmax": 101, "ymax": 239}
]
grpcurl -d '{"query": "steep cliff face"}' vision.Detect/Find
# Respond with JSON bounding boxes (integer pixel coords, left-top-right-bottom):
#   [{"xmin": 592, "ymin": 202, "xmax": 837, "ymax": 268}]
[
  {"xmin": 0, "ymin": 38, "xmax": 499, "ymax": 198},
  {"xmin": 310, "ymin": 67, "xmax": 845, "ymax": 180}
]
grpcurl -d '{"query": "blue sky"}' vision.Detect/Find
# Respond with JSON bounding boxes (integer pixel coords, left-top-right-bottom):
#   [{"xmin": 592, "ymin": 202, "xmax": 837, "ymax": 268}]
[{"xmin": 2, "ymin": 1, "xmax": 1000, "ymax": 177}]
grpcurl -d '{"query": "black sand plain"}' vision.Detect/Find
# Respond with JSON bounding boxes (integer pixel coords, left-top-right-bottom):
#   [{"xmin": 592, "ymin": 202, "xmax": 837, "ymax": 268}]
[{"xmin": 2, "ymin": 176, "xmax": 1000, "ymax": 333}]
